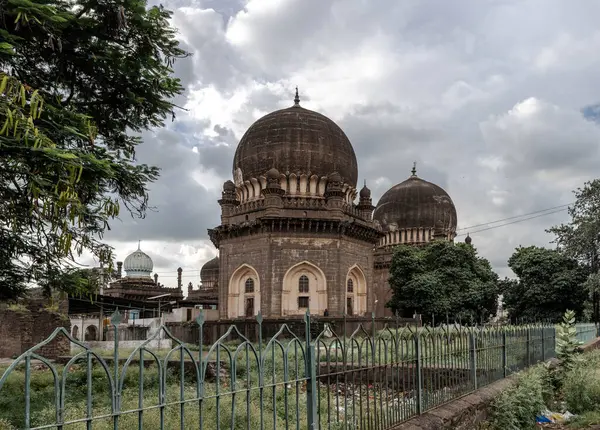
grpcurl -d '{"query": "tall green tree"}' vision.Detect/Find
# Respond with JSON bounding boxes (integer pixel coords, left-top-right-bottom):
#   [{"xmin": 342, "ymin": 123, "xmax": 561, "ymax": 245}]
[
  {"xmin": 0, "ymin": 0, "xmax": 188, "ymax": 299},
  {"xmin": 547, "ymin": 180, "xmax": 600, "ymax": 262},
  {"xmin": 387, "ymin": 241, "xmax": 499, "ymax": 324},
  {"xmin": 502, "ymin": 246, "xmax": 588, "ymax": 322},
  {"xmin": 547, "ymin": 180, "xmax": 600, "ymax": 323}
]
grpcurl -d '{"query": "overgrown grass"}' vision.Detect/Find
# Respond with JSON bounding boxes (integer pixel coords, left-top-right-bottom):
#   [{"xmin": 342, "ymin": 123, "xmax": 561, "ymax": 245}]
[
  {"xmin": 486, "ymin": 366, "xmax": 553, "ymax": 430},
  {"xmin": 485, "ymin": 350, "xmax": 600, "ymax": 429},
  {"xmin": 562, "ymin": 350, "xmax": 600, "ymax": 415}
]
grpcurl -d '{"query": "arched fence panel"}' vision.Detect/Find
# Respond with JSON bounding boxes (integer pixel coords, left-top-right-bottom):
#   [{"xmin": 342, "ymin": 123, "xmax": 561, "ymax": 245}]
[{"xmin": 0, "ymin": 311, "xmax": 596, "ymax": 429}]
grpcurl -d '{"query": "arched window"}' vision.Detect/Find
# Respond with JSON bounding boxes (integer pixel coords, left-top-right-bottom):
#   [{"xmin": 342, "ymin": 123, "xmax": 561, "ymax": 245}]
[
  {"xmin": 298, "ymin": 275, "xmax": 309, "ymax": 293},
  {"xmin": 347, "ymin": 279, "xmax": 354, "ymax": 293},
  {"xmin": 245, "ymin": 278, "xmax": 254, "ymax": 293}
]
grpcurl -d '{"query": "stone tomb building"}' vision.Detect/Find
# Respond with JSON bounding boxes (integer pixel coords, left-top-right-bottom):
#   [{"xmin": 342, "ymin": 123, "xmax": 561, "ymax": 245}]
[{"xmin": 207, "ymin": 91, "xmax": 457, "ymax": 319}]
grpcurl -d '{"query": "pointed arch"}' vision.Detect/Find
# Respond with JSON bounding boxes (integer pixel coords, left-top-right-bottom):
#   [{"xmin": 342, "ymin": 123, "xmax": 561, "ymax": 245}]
[
  {"xmin": 346, "ymin": 264, "xmax": 367, "ymax": 316},
  {"xmin": 282, "ymin": 261, "xmax": 327, "ymax": 316},
  {"xmin": 228, "ymin": 264, "xmax": 261, "ymax": 318}
]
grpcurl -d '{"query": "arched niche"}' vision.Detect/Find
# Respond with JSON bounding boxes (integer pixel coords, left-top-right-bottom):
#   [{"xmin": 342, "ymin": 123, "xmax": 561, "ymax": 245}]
[
  {"xmin": 346, "ymin": 264, "xmax": 367, "ymax": 316},
  {"xmin": 228, "ymin": 264, "xmax": 261, "ymax": 318},
  {"xmin": 84, "ymin": 325, "xmax": 98, "ymax": 341},
  {"xmin": 282, "ymin": 261, "xmax": 327, "ymax": 316}
]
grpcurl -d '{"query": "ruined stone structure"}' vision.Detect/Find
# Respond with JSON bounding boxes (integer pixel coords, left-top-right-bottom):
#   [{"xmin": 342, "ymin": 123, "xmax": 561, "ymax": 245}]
[
  {"xmin": 104, "ymin": 244, "xmax": 183, "ymax": 302},
  {"xmin": 207, "ymin": 90, "xmax": 458, "ymax": 318}
]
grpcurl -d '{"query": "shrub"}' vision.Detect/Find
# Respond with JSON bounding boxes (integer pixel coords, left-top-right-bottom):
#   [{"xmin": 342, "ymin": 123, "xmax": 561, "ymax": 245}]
[
  {"xmin": 562, "ymin": 350, "xmax": 600, "ymax": 414},
  {"xmin": 555, "ymin": 310, "xmax": 582, "ymax": 373},
  {"xmin": 487, "ymin": 366, "xmax": 551, "ymax": 430}
]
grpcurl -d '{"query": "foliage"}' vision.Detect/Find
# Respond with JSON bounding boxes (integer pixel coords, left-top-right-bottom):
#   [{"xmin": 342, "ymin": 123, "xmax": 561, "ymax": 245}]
[
  {"xmin": 502, "ymin": 246, "xmax": 589, "ymax": 322},
  {"xmin": 547, "ymin": 180, "xmax": 600, "ymax": 263},
  {"xmin": 0, "ymin": 0, "xmax": 188, "ymax": 299},
  {"xmin": 387, "ymin": 241, "xmax": 499, "ymax": 324},
  {"xmin": 38, "ymin": 267, "xmax": 102, "ymax": 299},
  {"xmin": 562, "ymin": 350, "xmax": 600, "ymax": 415},
  {"xmin": 487, "ymin": 366, "xmax": 551, "ymax": 430},
  {"xmin": 555, "ymin": 310, "xmax": 583, "ymax": 373}
]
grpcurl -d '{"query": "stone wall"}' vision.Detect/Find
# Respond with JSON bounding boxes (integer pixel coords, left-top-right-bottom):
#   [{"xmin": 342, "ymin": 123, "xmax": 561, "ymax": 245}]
[
  {"xmin": 0, "ymin": 300, "xmax": 70, "ymax": 359},
  {"xmin": 0, "ymin": 307, "xmax": 32, "ymax": 358},
  {"xmin": 219, "ymin": 231, "xmax": 374, "ymax": 318},
  {"xmin": 373, "ymin": 264, "xmax": 393, "ymax": 317},
  {"xmin": 390, "ymin": 378, "xmax": 515, "ymax": 430}
]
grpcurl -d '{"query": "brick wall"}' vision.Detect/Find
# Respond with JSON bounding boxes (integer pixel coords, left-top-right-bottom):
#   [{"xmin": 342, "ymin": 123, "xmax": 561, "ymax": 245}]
[
  {"xmin": 0, "ymin": 308, "xmax": 32, "ymax": 358},
  {"xmin": 0, "ymin": 300, "xmax": 70, "ymax": 359}
]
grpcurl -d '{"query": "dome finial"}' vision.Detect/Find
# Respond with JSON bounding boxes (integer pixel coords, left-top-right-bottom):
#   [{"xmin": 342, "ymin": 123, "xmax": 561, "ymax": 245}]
[
  {"xmin": 137, "ymin": 240, "xmax": 141, "ymax": 250},
  {"xmin": 294, "ymin": 86, "xmax": 300, "ymax": 106},
  {"xmin": 411, "ymin": 161, "xmax": 417, "ymax": 176}
]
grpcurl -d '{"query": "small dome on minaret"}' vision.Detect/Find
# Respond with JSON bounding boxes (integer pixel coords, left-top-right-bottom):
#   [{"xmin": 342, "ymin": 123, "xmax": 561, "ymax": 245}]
[
  {"xmin": 223, "ymin": 180, "xmax": 235, "ymax": 191},
  {"xmin": 359, "ymin": 181, "xmax": 371, "ymax": 199},
  {"xmin": 465, "ymin": 234, "xmax": 472, "ymax": 245},
  {"xmin": 266, "ymin": 167, "xmax": 280, "ymax": 180}
]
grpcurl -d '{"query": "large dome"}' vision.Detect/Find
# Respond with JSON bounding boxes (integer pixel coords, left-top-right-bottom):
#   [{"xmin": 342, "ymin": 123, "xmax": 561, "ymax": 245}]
[
  {"xmin": 374, "ymin": 171, "xmax": 457, "ymax": 233},
  {"xmin": 232, "ymin": 93, "xmax": 358, "ymax": 188},
  {"xmin": 123, "ymin": 245, "xmax": 153, "ymax": 278},
  {"xmin": 200, "ymin": 256, "xmax": 219, "ymax": 282}
]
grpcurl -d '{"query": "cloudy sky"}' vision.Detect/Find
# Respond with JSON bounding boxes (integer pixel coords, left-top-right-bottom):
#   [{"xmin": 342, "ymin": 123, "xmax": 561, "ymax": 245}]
[{"xmin": 89, "ymin": 0, "xmax": 600, "ymax": 287}]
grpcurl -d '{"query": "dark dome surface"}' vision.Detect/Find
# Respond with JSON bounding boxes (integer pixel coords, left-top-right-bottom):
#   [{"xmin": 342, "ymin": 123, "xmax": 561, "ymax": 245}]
[
  {"xmin": 374, "ymin": 175, "xmax": 457, "ymax": 231},
  {"xmin": 233, "ymin": 104, "xmax": 358, "ymax": 188},
  {"xmin": 200, "ymin": 256, "xmax": 219, "ymax": 281}
]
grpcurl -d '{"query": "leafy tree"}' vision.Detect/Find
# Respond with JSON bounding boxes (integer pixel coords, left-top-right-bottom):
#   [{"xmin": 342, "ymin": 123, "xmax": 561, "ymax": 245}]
[
  {"xmin": 502, "ymin": 246, "xmax": 588, "ymax": 322},
  {"xmin": 548, "ymin": 180, "xmax": 600, "ymax": 323},
  {"xmin": 548, "ymin": 180, "xmax": 600, "ymax": 262},
  {"xmin": 387, "ymin": 241, "xmax": 499, "ymax": 324},
  {"xmin": 0, "ymin": 0, "xmax": 188, "ymax": 299}
]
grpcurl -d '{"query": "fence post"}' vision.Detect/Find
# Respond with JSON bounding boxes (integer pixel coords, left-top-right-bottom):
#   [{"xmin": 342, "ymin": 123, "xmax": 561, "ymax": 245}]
[
  {"xmin": 541, "ymin": 326, "xmax": 546, "ymax": 362},
  {"xmin": 415, "ymin": 331, "xmax": 423, "ymax": 414},
  {"xmin": 110, "ymin": 310, "xmax": 122, "ymax": 424},
  {"xmin": 502, "ymin": 331, "xmax": 507, "ymax": 378},
  {"xmin": 469, "ymin": 330, "xmax": 478, "ymax": 390},
  {"xmin": 305, "ymin": 311, "xmax": 318, "ymax": 428},
  {"xmin": 526, "ymin": 327, "xmax": 531, "ymax": 367}
]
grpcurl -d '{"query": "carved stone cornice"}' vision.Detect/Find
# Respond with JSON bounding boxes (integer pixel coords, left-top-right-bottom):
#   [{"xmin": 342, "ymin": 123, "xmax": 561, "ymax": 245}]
[{"xmin": 208, "ymin": 216, "xmax": 384, "ymax": 248}]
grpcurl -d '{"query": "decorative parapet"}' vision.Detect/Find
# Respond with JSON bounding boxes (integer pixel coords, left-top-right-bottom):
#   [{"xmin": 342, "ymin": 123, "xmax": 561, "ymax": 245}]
[{"xmin": 235, "ymin": 173, "xmax": 357, "ymax": 204}]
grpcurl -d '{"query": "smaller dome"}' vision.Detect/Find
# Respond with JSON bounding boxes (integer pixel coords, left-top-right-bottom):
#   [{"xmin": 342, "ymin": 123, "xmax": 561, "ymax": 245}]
[
  {"xmin": 359, "ymin": 183, "xmax": 371, "ymax": 199},
  {"xmin": 201, "ymin": 256, "xmax": 219, "ymax": 283},
  {"xmin": 328, "ymin": 172, "xmax": 342, "ymax": 182},
  {"xmin": 266, "ymin": 167, "xmax": 280, "ymax": 179},
  {"xmin": 223, "ymin": 180, "xmax": 235, "ymax": 191},
  {"xmin": 123, "ymin": 244, "xmax": 153, "ymax": 278},
  {"xmin": 465, "ymin": 234, "xmax": 472, "ymax": 245},
  {"xmin": 373, "ymin": 169, "xmax": 457, "ymax": 233}
]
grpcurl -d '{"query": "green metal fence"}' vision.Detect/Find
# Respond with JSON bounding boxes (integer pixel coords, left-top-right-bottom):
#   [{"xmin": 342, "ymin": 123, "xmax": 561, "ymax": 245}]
[{"xmin": 0, "ymin": 312, "xmax": 596, "ymax": 430}]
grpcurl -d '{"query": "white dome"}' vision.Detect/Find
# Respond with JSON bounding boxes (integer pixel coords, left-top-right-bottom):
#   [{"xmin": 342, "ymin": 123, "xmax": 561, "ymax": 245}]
[{"xmin": 123, "ymin": 245, "xmax": 153, "ymax": 278}]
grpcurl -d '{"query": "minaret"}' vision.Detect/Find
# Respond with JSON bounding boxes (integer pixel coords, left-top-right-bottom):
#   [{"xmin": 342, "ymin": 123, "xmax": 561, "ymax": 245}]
[
  {"xmin": 262, "ymin": 167, "xmax": 285, "ymax": 215},
  {"xmin": 218, "ymin": 180, "xmax": 239, "ymax": 225},
  {"xmin": 357, "ymin": 180, "xmax": 375, "ymax": 221},
  {"xmin": 325, "ymin": 171, "xmax": 345, "ymax": 214}
]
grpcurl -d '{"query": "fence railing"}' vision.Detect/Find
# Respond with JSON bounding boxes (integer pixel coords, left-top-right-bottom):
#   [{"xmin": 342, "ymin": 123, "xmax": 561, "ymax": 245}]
[{"xmin": 0, "ymin": 312, "xmax": 596, "ymax": 430}]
